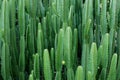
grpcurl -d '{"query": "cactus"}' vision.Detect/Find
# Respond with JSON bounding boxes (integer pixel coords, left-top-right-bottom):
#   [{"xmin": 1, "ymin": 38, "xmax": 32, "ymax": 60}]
[
  {"xmin": 1, "ymin": 0, "xmax": 11, "ymax": 80},
  {"xmin": 64, "ymin": 27, "xmax": 75, "ymax": 80},
  {"xmin": 1, "ymin": 42, "xmax": 11, "ymax": 80},
  {"xmin": 37, "ymin": 22, "xmax": 43, "ymax": 67},
  {"xmin": 97, "ymin": 45, "xmax": 102, "ymax": 66},
  {"xmin": 18, "ymin": 0, "xmax": 25, "ymax": 36},
  {"xmin": 55, "ymin": 29, "xmax": 64, "ymax": 71},
  {"xmin": 117, "ymin": 55, "xmax": 120, "ymax": 80},
  {"xmin": 88, "ymin": 42, "xmax": 97, "ymax": 79},
  {"xmin": 33, "ymin": 53, "xmax": 40, "ymax": 80},
  {"xmin": 55, "ymin": 71, "xmax": 61, "ymax": 80},
  {"xmin": 87, "ymin": 71, "xmax": 92, "ymax": 80},
  {"xmin": 107, "ymin": 54, "xmax": 117, "ymax": 80},
  {"xmin": 100, "ymin": 0, "xmax": 107, "ymax": 35},
  {"xmin": 101, "ymin": 33, "xmax": 109, "ymax": 68},
  {"xmin": 108, "ymin": 0, "xmax": 117, "ymax": 66},
  {"xmin": 29, "ymin": 74, "xmax": 34, "ymax": 80},
  {"xmin": 64, "ymin": 27, "xmax": 72, "ymax": 69},
  {"xmin": 75, "ymin": 66, "xmax": 84, "ymax": 80},
  {"xmin": 1, "ymin": 0, "xmax": 10, "ymax": 45},
  {"xmin": 19, "ymin": 36, "xmax": 25, "ymax": 80},
  {"xmin": 81, "ymin": 42, "xmax": 90, "ymax": 79},
  {"xmin": 68, "ymin": 5, "xmax": 74, "ymax": 28},
  {"xmin": 55, "ymin": 28, "xmax": 64, "ymax": 80},
  {"xmin": 50, "ymin": 48, "xmax": 55, "ymax": 72},
  {"xmin": 67, "ymin": 68, "xmax": 74, "ymax": 80},
  {"xmin": 19, "ymin": 72, "xmax": 25, "ymax": 80},
  {"xmin": 43, "ymin": 49, "xmax": 52, "ymax": 80},
  {"xmin": 98, "ymin": 68, "xmax": 107, "ymax": 80},
  {"xmin": 27, "ymin": 18, "xmax": 35, "ymax": 57},
  {"xmin": 0, "ymin": 0, "xmax": 120, "ymax": 80},
  {"xmin": 72, "ymin": 28, "xmax": 78, "ymax": 69},
  {"xmin": 29, "ymin": 70, "xmax": 34, "ymax": 80}
]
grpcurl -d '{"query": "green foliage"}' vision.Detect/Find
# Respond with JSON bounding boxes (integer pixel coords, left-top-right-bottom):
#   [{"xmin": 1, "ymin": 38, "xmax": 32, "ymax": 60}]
[{"xmin": 0, "ymin": 0, "xmax": 120, "ymax": 80}]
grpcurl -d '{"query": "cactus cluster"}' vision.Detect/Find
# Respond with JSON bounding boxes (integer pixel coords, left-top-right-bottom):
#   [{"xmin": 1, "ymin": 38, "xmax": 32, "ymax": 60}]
[{"xmin": 0, "ymin": 0, "xmax": 120, "ymax": 80}]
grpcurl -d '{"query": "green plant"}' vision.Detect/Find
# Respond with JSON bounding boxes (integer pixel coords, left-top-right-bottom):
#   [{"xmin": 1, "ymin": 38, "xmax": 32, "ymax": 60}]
[{"xmin": 0, "ymin": 0, "xmax": 120, "ymax": 80}]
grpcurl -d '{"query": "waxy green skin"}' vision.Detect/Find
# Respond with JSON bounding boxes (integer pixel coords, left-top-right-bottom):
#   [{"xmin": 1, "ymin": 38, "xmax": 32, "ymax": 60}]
[{"xmin": 0, "ymin": 0, "xmax": 120, "ymax": 80}]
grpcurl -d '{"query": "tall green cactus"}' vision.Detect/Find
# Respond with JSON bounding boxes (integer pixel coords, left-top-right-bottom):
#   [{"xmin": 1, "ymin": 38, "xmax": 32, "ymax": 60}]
[
  {"xmin": 19, "ymin": 72, "xmax": 25, "ymax": 80},
  {"xmin": 43, "ymin": 49, "xmax": 52, "ymax": 80},
  {"xmin": 29, "ymin": 74, "xmax": 34, "ymax": 80},
  {"xmin": 29, "ymin": 70, "xmax": 34, "ymax": 80},
  {"xmin": 67, "ymin": 68, "xmax": 74, "ymax": 80},
  {"xmin": 19, "ymin": 36, "xmax": 25, "ymax": 80},
  {"xmin": 82, "ymin": 0, "xmax": 93, "ymax": 43},
  {"xmin": 95, "ymin": 0, "xmax": 100, "ymax": 46},
  {"xmin": 27, "ymin": 18, "xmax": 35, "ymax": 57},
  {"xmin": 88, "ymin": 42, "xmax": 97, "ymax": 80},
  {"xmin": 37, "ymin": 22, "xmax": 43, "ymax": 67},
  {"xmin": 1, "ymin": 0, "xmax": 10, "ymax": 45},
  {"xmin": 64, "ymin": 27, "xmax": 74, "ymax": 80},
  {"xmin": 87, "ymin": 71, "xmax": 92, "ymax": 80},
  {"xmin": 117, "ymin": 55, "xmax": 120, "ymax": 80},
  {"xmin": 50, "ymin": 48, "xmax": 55, "ymax": 72},
  {"xmin": 42, "ymin": 17, "xmax": 48, "ymax": 48},
  {"xmin": 18, "ymin": 0, "xmax": 25, "ymax": 36},
  {"xmin": 55, "ymin": 28, "xmax": 64, "ymax": 80},
  {"xmin": 75, "ymin": 66, "xmax": 84, "ymax": 80},
  {"xmin": 19, "ymin": 36, "xmax": 25, "ymax": 71},
  {"xmin": 50, "ymin": 48, "xmax": 55, "ymax": 79},
  {"xmin": 64, "ymin": 27, "xmax": 72, "ymax": 68},
  {"xmin": 109, "ymin": 0, "xmax": 117, "ymax": 65},
  {"xmin": 101, "ymin": 33, "xmax": 109, "ymax": 68},
  {"xmin": 107, "ymin": 54, "xmax": 117, "ymax": 80},
  {"xmin": 9, "ymin": 0, "xmax": 19, "ymax": 78},
  {"xmin": 33, "ymin": 53, "xmax": 40, "ymax": 80},
  {"xmin": 1, "ymin": 0, "xmax": 11, "ymax": 79},
  {"xmin": 72, "ymin": 28, "xmax": 78, "ymax": 69},
  {"xmin": 97, "ymin": 45, "xmax": 103, "ymax": 66},
  {"xmin": 68, "ymin": 5, "xmax": 74, "ymax": 28},
  {"xmin": 1, "ymin": 42, "xmax": 11, "ymax": 80},
  {"xmin": 81, "ymin": 42, "xmax": 90, "ymax": 79},
  {"xmin": 98, "ymin": 68, "xmax": 107, "ymax": 80},
  {"xmin": 55, "ymin": 29, "xmax": 64, "ymax": 71},
  {"xmin": 100, "ymin": 0, "xmax": 107, "ymax": 35}
]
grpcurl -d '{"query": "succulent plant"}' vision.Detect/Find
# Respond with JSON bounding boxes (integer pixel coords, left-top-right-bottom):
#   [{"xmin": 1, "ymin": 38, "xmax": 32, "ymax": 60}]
[{"xmin": 0, "ymin": 0, "xmax": 120, "ymax": 80}]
